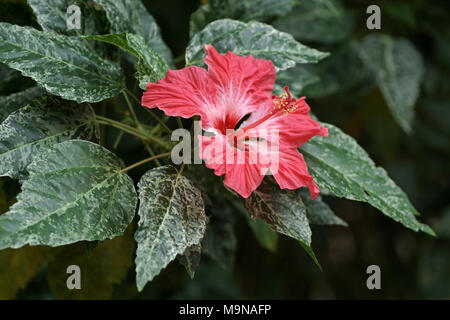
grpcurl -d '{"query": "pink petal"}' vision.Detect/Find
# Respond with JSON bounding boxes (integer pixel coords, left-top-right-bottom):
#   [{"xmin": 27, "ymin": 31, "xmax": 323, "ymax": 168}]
[
  {"xmin": 256, "ymin": 98, "xmax": 328, "ymax": 148},
  {"xmin": 203, "ymin": 45, "xmax": 276, "ymax": 132},
  {"xmin": 198, "ymin": 132, "xmax": 267, "ymax": 198},
  {"xmin": 272, "ymin": 147, "xmax": 320, "ymax": 199},
  {"xmin": 141, "ymin": 66, "xmax": 217, "ymax": 128}
]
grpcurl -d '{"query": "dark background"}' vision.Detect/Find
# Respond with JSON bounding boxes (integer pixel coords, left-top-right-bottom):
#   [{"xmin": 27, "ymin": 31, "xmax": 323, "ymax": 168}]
[{"xmin": 1, "ymin": 0, "xmax": 449, "ymax": 299}]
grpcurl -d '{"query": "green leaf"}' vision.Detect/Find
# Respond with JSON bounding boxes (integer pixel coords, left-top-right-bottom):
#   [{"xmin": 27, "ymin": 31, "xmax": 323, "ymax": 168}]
[
  {"xmin": 273, "ymin": 66, "xmax": 320, "ymax": 96},
  {"xmin": 358, "ymin": 34, "xmax": 424, "ymax": 133},
  {"xmin": 0, "ymin": 140, "xmax": 138, "ymax": 249},
  {"xmin": 301, "ymin": 42, "xmax": 370, "ymax": 98},
  {"xmin": 93, "ymin": 0, "xmax": 173, "ymax": 65},
  {"xmin": 190, "ymin": 0, "xmax": 297, "ymax": 37},
  {"xmin": 244, "ymin": 214, "xmax": 278, "ymax": 252},
  {"xmin": 0, "ymin": 98, "xmax": 98, "ymax": 179},
  {"xmin": 47, "ymin": 227, "xmax": 135, "ymax": 299},
  {"xmin": 177, "ymin": 243, "xmax": 202, "ymax": 279},
  {"xmin": 300, "ymin": 123, "xmax": 434, "ymax": 235},
  {"xmin": 0, "ymin": 245, "xmax": 50, "ymax": 299},
  {"xmin": 0, "ymin": 22, "xmax": 125, "ymax": 103},
  {"xmin": 202, "ymin": 208, "xmax": 237, "ymax": 270},
  {"xmin": 245, "ymin": 181, "xmax": 320, "ymax": 268},
  {"xmin": 233, "ymin": 200, "xmax": 278, "ymax": 252},
  {"xmin": 88, "ymin": 33, "xmax": 168, "ymax": 89},
  {"xmin": 299, "ymin": 189, "xmax": 347, "ymax": 226},
  {"xmin": 186, "ymin": 19, "xmax": 329, "ymax": 71},
  {"xmin": 273, "ymin": 0, "xmax": 353, "ymax": 44},
  {"xmin": 0, "ymin": 86, "xmax": 46, "ymax": 123},
  {"xmin": 135, "ymin": 166, "xmax": 207, "ymax": 291},
  {"xmin": 27, "ymin": 0, "xmax": 108, "ymax": 36},
  {"xmin": 245, "ymin": 181, "xmax": 311, "ymax": 246}
]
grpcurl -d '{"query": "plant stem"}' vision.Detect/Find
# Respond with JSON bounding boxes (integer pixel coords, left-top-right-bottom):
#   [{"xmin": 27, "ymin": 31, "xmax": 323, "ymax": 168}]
[
  {"xmin": 123, "ymin": 91, "xmax": 140, "ymax": 127},
  {"xmin": 95, "ymin": 115, "xmax": 169, "ymax": 149},
  {"xmin": 125, "ymin": 88, "xmax": 172, "ymax": 134},
  {"xmin": 112, "ymin": 130, "xmax": 124, "ymax": 150},
  {"xmin": 120, "ymin": 152, "xmax": 171, "ymax": 173},
  {"xmin": 176, "ymin": 116, "xmax": 184, "ymax": 129},
  {"xmin": 145, "ymin": 109, "xmax": 172, "ymax": 133},
  {"xmin": 174, "ymin": 55, "xmax": 185, "ymax": 64}
]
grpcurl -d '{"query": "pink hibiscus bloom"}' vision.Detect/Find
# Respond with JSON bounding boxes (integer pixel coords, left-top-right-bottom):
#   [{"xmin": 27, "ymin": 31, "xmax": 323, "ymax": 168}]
[{"xmin": 142, "ymin": 45, "xmax": 328, "ymax": 199}]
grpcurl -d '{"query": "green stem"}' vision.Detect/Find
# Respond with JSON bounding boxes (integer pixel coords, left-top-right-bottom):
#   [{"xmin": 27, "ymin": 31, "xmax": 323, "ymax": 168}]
[
  {"xmin": 145, "ymin": 109, "xmax": 172, "ymax": 133},
  {"xmin": 125, "ymin": 88, "xmax": 172, "ymax": 134},
  {"xmin": 112, "ymin": 131, "xmax": 124, "ymax": 150},
  {"xmin": 120, "ymin": 152, "xmax": 171, "ymax": 173},
  {"xmin": 123, "ymin": 91, "xmax": 140, "ymax": 127},
  {"xmin": 95, "ymin": 115, "xmax": 169, "ymax": 149},
  {"xmin": 174, "ymin": 55, "xmax": 185, "ymax": 64},
  {"xmin": 176, "ymin": 116, "xmax": 184, "ymax": 129}
]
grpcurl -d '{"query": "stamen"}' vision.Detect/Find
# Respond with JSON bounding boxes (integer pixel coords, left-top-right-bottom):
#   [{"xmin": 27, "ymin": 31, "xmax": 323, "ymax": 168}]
[{"xmin": 242, "ymin": 87, "xmax": 303, "ymax": 132}]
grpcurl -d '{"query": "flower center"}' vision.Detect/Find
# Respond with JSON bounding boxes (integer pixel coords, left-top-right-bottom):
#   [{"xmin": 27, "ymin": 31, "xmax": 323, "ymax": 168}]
[{"xmin": 241, "ymin": 86, "xmax": 303, "ymax": 132}]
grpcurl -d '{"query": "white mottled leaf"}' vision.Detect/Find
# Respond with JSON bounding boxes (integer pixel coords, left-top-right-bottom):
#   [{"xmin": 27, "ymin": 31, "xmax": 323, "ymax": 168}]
[
  {"xmin": 245, "ymin": 181, "xmax": 311, "ymax": 246},
  {"xmin": 0, "ymin": 86, "xmax": 46, "ymax": 123},
  {"xmin": 135, "ymin": 166, "xmax": 207, "ymax": 291},
  {"xmin": 0, "ymin": 140, "xmax": 137, "ymax": 249},
  {"xmin": 186, "ymin": 19, "xmax": 329, "ymax": 71},
  {"xmin": 88, "ymin": 33, "xmax": 168, "ymax": 89},
  {"xmin": 245, "ymin": 181, "xmax": 321, "ymax": 268},
  {"xmin": 300, "ymin": 122, "xmax": 433, "ymax": 234},
  {"xmin": 0, "ymin": 98, "xmax": 98, "ymax": 179},
  {"xmin": 0, "ymin": 22, "xmax": 125, "ymax": 103}
]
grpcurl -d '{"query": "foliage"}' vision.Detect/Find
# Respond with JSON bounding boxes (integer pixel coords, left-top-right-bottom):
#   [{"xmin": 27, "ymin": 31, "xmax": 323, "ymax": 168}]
[{"xmin": 0, "ymin": 0, "xmax": 448, "ymax": 299}]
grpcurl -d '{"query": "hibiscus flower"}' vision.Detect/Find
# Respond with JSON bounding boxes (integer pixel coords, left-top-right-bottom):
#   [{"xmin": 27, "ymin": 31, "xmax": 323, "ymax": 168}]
[{"xmin": 142, "ymin": 44, "xmax": 328, "ymax": 199}]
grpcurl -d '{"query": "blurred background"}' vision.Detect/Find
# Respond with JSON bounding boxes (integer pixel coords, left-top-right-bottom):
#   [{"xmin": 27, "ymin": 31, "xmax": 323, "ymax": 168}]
[{"xmin": 1, "ymin": 0, "xmax": 449, "ymax": 299}]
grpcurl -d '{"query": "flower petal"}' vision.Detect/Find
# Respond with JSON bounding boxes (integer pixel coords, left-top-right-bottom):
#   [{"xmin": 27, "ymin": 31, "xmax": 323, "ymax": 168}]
[
  {"xmin": 203, "ymin": 45, "xmax": 276, "ymax": 132},
  {"xmin": 271, "ymin": 147, "xmax": 320, "ymax": 199},
  {"xmin": 255, "ymin": 98, "xmax": 328, "ymax": 147},
  {"xmin": 141, "ymin": 66, "xmax": 217, "ymax": 127},
  {"xmin": 199, "ymin": 132, "xmax": 267, "ymax": 198}
]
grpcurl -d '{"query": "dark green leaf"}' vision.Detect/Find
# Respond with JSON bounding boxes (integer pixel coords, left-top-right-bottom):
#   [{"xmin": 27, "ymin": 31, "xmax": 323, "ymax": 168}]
[
  {"xmin": 233, "ymin": 200, "xmax": 278, "ymax": 252},
  {"xmin": 0, "ymin": 22, "xmax": 125, "ymax": 103},
  {"xmin": 0, "ymin": 98, "xmax": 98, "ymax": 179},
  {"xmin": 177, "ymin": 243, "xmax": 202, "ymax": 279},
  {"xmin": 299, "ymin": 189, "xmax": 347, "ymax": 226},
  {"xmin": 273, "ymin": 0, "xmax": 353, "ymax": 44},
  {"xmin": 300, "ymin": 123, "xmax": 434, "ymax": 235},
  {"xmin": 273, "ymin": 66, "xmax": 320, "ymax": 96},
  {"xmin": 202, "ymin": 208, "xmax": 237, "ymax": 270},
  {"xmin": 93, "ymin": 0, "xmax": 173, "ymax": 65},
  {"xmin": 245, "ymin": 181, "xmax": 311, "ymax": 246},
  {"xmin": 358, "ymin": 34, "xmax": 424, "ymax": 133},
  {"xmin": 302, "ymin": 42, "xmax": 370, "ymax": 98},
  {"xmin": 88, "ymin": 33, "xmax": 168, "ymax": 89},
  {"xmin": 186, "ymin": 19, "xmax": 329, "ymax": 71},
  {"xmin": 190, "ymin": 0, "xmax": 297, "ymax": 37},
  {"xmin": 0, "ymin": 140, "xmax": 138, "ymax": 249},
  {"xmin": 0, "ymin": 86, "xmax": 46, "ymax": 123},
  {"xmin": 135, "ymin": 166, "xmax": 207, "ymax": 291}
]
